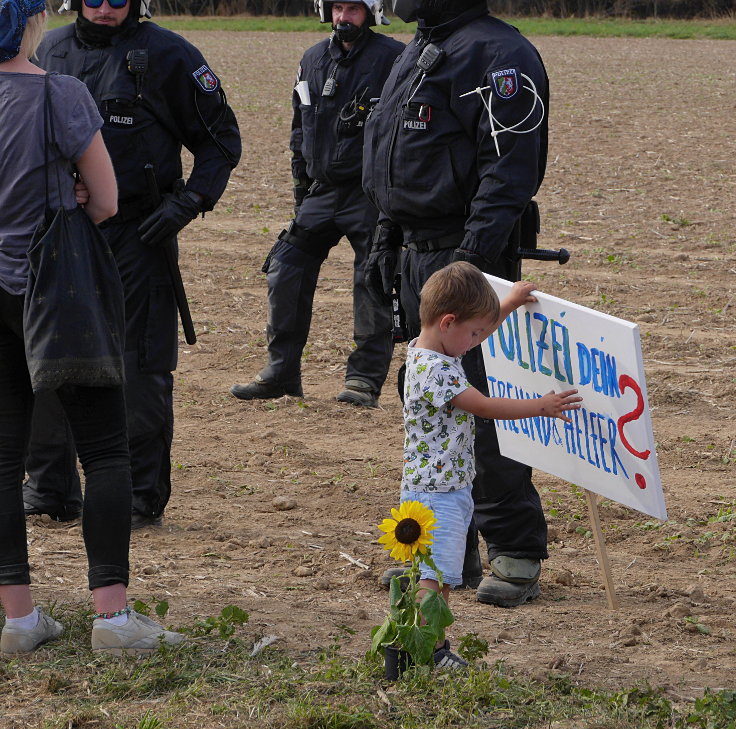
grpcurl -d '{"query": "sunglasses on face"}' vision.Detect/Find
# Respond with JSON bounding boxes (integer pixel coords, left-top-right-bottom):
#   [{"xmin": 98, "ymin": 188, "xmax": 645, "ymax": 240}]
[{"xmin": 83, "ymin": 0, "xmax": 128, "ymax": 9}]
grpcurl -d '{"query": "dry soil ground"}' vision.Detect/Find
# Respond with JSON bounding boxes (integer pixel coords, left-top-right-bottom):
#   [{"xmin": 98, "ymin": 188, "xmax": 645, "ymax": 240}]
[{"xmin": 19, "ymin": 30, "xmax": 736, "ymax": 706}]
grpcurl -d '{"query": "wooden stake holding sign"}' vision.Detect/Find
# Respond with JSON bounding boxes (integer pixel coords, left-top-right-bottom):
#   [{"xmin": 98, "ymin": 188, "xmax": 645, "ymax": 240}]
[
  {"xmin": 584, "ymin": 490, "xmax": 619, "ymax": 610},
  {"xmin": 480, "ymin": 276, "xmax": 666, "ymax": 607}
]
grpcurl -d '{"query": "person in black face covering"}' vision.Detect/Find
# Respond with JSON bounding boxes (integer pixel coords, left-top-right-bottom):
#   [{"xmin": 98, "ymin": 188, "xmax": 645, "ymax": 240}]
[
  {"xmin": 22, "ymin": 0, "xmax": 241, "ymax": 530},
  {"xmin": 230, "ymin": 1, "xmax": 404, "ymax": 410},
  {"xmin": 394, "ymin": 0, "xmax": 479, "ymax": 24},
  {"xmin": 363, "ymin": 0, "xmax": 552, "ymax": 608}
]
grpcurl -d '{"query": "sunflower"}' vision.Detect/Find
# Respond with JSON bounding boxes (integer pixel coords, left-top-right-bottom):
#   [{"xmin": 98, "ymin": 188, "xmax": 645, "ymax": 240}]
[{"xmin": 377, "ymin": 501, "xmax": 437, "ymax": 563}]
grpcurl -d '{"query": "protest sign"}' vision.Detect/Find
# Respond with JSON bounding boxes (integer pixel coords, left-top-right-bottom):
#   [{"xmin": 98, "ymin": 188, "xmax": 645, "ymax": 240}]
[{"xmin": 481, "ymin": 275, "xmax": 666, "ymax": 521}]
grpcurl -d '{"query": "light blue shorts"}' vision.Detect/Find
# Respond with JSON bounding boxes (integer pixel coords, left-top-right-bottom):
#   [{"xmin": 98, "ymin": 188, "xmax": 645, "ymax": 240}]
[{"xmin": 400, "ymin": 487, "xmax": 474, "ymax": 587}]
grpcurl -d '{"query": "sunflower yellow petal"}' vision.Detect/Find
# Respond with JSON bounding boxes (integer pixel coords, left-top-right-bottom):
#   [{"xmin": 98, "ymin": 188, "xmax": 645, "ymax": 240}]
[
  {"xmin": 376, "ymin": 501, "xmax": 437, "ymax": 563},
  {"xmin": 377, "ymin": 518, "xmax": 398, "ymax": 533}
]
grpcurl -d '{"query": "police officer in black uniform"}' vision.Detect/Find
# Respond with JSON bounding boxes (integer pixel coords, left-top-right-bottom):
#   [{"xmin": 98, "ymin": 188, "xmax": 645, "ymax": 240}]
[
  {"xmin": 229, "ymin": 0, "xmax": 403, "ymax": 409},
  {"xmin": 363, "ymin": 0, "xmax": 551, "ymax": 607},
  {"xmin": 23, "ymin": 0, "xmax": 241, "ymax": 529}
]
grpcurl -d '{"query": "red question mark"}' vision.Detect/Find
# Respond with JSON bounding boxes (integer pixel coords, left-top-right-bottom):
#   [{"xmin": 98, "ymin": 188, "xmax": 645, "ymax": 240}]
[{"xmin": 617, "ymin": 374, "xmax": 650, "ymax": 489}]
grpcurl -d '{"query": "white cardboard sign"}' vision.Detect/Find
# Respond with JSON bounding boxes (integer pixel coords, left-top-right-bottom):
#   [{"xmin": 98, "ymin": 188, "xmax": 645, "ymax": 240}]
[{"xmin": 481, "ymin": 275, "xmax": 666, "ymax": 520}]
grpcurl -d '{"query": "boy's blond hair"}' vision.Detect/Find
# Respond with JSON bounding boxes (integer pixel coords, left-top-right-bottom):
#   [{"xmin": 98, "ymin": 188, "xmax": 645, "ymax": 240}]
[{"xmin": 419, "ymin": 261, "xmax": 500, "ymax": 326}]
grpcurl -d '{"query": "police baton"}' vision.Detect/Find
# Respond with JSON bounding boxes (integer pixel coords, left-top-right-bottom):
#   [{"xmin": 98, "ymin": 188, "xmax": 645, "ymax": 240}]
[
  {"xmin": 518, "ymin": 246, "xmax": 570, "ymax": 264},
  {"xmin": 144, "ymin": 164, "xmax": 197, "ymax": 345}
]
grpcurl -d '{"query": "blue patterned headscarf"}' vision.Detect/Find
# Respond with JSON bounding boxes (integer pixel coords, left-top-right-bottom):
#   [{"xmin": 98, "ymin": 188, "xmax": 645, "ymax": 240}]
[{"xmin": 0, "ymin": 0, "xmax": 46, "ymax": 62}]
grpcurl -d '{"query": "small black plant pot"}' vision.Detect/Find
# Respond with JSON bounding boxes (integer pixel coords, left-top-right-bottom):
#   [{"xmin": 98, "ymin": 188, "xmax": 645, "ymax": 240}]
[{"xmin": 384, "ymin": 645, "xmax": 413, "ymax": 680}]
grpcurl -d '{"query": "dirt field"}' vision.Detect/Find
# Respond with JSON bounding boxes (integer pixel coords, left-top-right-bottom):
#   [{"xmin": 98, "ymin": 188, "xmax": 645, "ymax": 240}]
[{"xmin": 22, "ymin": 30, "xmax": 736, "ymax": 702}]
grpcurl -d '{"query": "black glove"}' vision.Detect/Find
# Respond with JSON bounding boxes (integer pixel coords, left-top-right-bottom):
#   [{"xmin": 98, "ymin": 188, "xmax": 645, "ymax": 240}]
[
  {"xmin": 365, "ymin": 224, "xmax": 402, "ymax": 299},
  {"xmin": 138, "ymin": 184, "xmax": 201, "ymax": 247},
  {"xmin": 452, "ymin": 247, "xmax": 494, "ymax": 274}
]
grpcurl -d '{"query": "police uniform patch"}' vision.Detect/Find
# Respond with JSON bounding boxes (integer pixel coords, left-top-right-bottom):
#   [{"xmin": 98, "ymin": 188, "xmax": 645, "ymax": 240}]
[
  {"xmin": 192, "ymin": 64, "xmax": 220, "ymax": 93},
  {"xmin": 403, "ymin": 102, "xmax": 431, "ymax": 131},
  {"xmin": 106, "ymin": 112, "xmax": 135, "ymax": 127},
  {"xmin": 491, "ymin": 68, "xmax": 519, "ymax": 99}
]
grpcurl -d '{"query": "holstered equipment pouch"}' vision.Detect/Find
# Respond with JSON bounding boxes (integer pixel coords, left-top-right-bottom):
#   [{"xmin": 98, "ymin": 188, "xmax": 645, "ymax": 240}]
[{"xmin": 507, "ymin": 200, "xmax": 540, "ymax": 279}]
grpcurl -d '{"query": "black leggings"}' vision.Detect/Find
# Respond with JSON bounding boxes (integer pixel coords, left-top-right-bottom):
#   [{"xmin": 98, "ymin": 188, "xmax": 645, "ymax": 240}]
[{"xmin": 0, "ymin": 289, "xmax": 131, "ymax": 590}]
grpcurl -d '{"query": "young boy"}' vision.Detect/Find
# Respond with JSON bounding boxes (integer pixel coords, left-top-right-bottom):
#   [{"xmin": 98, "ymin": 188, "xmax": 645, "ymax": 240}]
[{"xmin": 401, "ymin": 261, "xmax": 581, "ymax": 669}]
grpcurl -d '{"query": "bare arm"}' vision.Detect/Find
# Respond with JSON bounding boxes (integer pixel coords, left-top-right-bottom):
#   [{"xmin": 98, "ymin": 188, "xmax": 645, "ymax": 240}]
[
  {"xmin": 452, "ymin": 387, "xmax": 582, "ymax": 423},
  {"xmin": 75, "ymin": 131, "xmax": 117, "ymax": 224}
]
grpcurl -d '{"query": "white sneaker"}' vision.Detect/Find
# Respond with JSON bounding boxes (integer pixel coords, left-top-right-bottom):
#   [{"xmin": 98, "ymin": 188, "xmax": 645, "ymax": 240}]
[
  {"xmin": 0, "ymin": 609, "xmax": 64, "ymax": 655},
  {"xmin": 91, "ymin": 610, "xmax": 185, "ymax": 656}
]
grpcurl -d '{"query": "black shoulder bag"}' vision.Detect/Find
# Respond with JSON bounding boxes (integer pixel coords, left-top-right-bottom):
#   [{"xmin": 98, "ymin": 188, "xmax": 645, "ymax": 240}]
[{"xmin": 23, "ymin": 74, "xmax": 125, "ymax": 392}]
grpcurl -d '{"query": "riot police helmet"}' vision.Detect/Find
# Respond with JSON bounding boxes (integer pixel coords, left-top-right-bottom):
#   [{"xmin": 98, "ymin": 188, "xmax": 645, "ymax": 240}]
[
  {"xmin": 314, "ymin": 0, "xmax": 390, "ymax": 27},
  {"xmin": 59, "ymin": 0, "xmax": 152, "ymax": 19}
]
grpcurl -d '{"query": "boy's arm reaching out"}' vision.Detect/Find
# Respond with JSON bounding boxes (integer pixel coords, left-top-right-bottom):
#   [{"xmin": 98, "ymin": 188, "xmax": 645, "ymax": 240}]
[
  {"xmin": 460, "ymin": 278, "xmax": 582, "ymax": 420},
  {"xmin": 496, "ymin": 281, "xmax": 538, "ymax": 325},
  {"xmin": 452, "ymin": 387, "xmax": 582, "ymax": 423}
]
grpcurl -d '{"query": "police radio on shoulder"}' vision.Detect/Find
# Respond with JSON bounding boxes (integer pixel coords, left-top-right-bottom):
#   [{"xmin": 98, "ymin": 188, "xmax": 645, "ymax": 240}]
[
  {"xmin": 126, "ymin": 50, "xmax": 147, "ymax": 74},
  {"xmin": 416, "ymin": 43, "xmax": 444, "ymax": 74}
]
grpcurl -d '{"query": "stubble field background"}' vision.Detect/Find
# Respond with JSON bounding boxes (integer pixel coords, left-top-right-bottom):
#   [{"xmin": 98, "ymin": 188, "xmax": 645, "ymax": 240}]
[{"xmin": 5, "ymin": 28, "xmax": 736, "ymax": 728}]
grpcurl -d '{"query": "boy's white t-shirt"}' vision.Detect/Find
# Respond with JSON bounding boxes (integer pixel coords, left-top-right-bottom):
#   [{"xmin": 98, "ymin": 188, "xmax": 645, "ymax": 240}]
[{"xmin": 401, "ymin": 340, "xmax": 475, "ymax": 493}]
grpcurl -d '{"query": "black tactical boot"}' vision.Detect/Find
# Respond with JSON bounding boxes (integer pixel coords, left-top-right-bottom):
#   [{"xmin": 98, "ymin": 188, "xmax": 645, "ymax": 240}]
[
  {"xmin": 23, "ymin": 483, "xmax": 82, "ymax": 522},
  {"xmin": 380, "ymin": 563, "xmax": 411, "ymax": 589},
  {"xmin": 230, "ymin": 375, "xmax": 303, "ymax": 401},
  {"xmin": 131, "ymin": 511, "xmax": 163, "ymax": 530},
  {"xmin": 379, "ymin": 561, "xmax": 481, "ymax": 590},
  {"xmin": 461, "ymin": 544, "xmax": 483, "ymax": 589},
  {"xmin": 24, "ymin": 498, "xmax": 82, "ymax": 522},
  {"xmin": 336, "ymin": 379, "xmax": 378, "ymax": 408},
  {"xmin": 476, "ymin": 557, "xmax": 542, "ymax": 607},
  {"xmin": 461, "ymin": 521, "xmax": 483, "ymax": 589}
]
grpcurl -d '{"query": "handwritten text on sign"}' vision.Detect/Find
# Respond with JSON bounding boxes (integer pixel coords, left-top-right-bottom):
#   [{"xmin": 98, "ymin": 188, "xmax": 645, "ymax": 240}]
[{"xmin": 481, "ymin": 275, "xmax": 666, "ymax": 520}]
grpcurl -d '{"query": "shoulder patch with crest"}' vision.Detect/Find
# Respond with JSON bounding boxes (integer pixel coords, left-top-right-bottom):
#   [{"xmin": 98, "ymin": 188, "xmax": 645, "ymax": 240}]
[
  {"xmin": 491, "ymin": 68, "xmax": 519, "ymax": 99},
  {"xmin": 192, "ymin": 64, "xmax": 220, "ymax": 93}
]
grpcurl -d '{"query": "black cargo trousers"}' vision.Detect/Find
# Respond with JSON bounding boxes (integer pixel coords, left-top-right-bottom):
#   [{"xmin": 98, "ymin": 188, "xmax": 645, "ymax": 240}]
[
  {"xmin": 257, "ymin": 180, "xmax": 394, "ymax": 396},
  {"xmin": 23, "ymin": 214, "xmax": 177, "ymax": 520},
  {"xmin": 400, "ymin": 242, "xmax": 549, "ymax": 566}
]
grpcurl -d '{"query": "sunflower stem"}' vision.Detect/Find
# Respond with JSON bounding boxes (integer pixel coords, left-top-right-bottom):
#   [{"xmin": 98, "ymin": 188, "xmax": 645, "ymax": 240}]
[{"xmin": 373, "ymin": 502, "xmax": 449, "ymax": 665}]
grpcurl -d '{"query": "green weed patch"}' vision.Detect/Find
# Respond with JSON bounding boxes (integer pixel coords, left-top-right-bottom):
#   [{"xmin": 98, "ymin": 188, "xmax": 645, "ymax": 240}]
[{"xmin": 2, "ymin": 603, "xmax": 734, "ymax": 728}]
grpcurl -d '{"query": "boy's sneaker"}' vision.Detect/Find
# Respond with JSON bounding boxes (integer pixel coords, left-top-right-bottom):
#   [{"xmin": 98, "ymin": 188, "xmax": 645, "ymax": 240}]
[
  {"xmin": 1, "ymin": 610, "xmax": 64, "ymax": 655},
  {"xmin": 433, "ymin": 640, "xmax": 468, "ymax": 671},
  {"xmin": 91, "ymin": 610, "xmax": 185, "ymax": 656}
]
